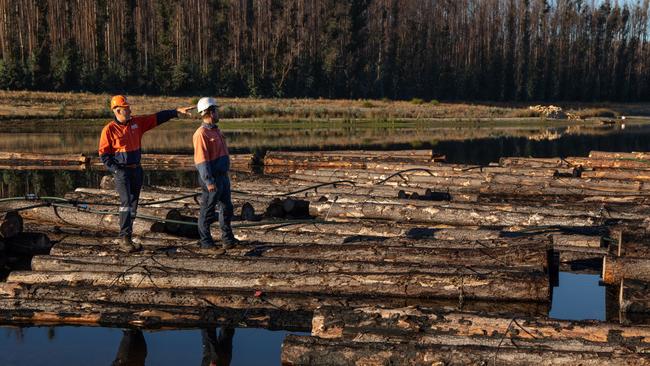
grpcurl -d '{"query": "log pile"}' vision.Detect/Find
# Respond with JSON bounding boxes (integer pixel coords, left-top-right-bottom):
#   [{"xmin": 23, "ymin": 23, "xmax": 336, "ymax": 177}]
[
  {"xmin": 281, "ymin": 306, "xmax": 650, "ymax": 365},
  {"xmin": 4, "ymin": 149, "xmax": 650, "ymax": 363}
]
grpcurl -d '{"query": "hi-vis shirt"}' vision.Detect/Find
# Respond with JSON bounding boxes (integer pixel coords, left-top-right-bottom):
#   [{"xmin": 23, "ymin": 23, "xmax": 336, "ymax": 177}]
[
  {"xmin": 98, "ymin": 110, "xmax": 177, "ymax": 172},
  {"xmin": 193, "ymin": 123, "xmax": 230, "ymax": 186}
]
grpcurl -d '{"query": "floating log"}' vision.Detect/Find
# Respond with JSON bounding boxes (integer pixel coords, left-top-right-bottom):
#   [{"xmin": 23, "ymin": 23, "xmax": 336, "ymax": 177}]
[
  {"xmin": 0, "ymin": 283, "xmax": 549, "ymax": 318},
  {"xmin": 552, "ymin": 234, "xmax": 602, "ymax": 248},
  {"xmin": 49, "ymin": 241, "xmax": 550, "ymax": 269},
  {"xmin": 6, "ymin": 270, "xmax": 550, "ymax": 301},
  {"xmin": 0, "ymin": 211, "xmax": 23, "ymax": 239},
  {"xmin": 5, "ymin": 232, "xmax": 51, "ymax": 256},
  {"xmin": 281, "ymin": 335, "xmax": 650, "ymax": 366},
  {"xmin": 0, "ymin": 298, "xmax": 306, "ymax": 330},
  {"xmin": 603, "ymin": 256, "xmax": 650, "ymax": 284},
  {"xmin": 308, "ymin": 200, "xmax": 600, "ymax": 227},
  {"xmin": 31, "ymin": 255, "xmax": 542, "ymax": 277},
  {"xmin": 619, "ymin": 279, "xmax": 650, "ymax": 315},
  {"xmin": 311, "ymin": 306, "xmax": 650, "ymax": 351}
]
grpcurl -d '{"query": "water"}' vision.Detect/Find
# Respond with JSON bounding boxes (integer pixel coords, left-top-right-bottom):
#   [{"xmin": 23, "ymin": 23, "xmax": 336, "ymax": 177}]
[
  {"xmin": 0, "ymin": 118, "xmax": 637, "ymax": 365},
  {"xmin": 0, "ymin": 326, "xmax": 303, "ymax": 366},
  {"xmin": 0, "ymin": 272, "xmax": 606, "ymax": 365}
]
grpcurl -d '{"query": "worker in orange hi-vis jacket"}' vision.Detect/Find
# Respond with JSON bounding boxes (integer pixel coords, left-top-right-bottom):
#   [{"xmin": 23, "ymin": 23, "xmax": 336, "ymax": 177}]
[
  {"xmin": 193, "ymin": 97, "xmax": 238, "ymax": 250},
  {"xmin": 98, "ymin": 95, "xmax": 194, "ymax": 252}
]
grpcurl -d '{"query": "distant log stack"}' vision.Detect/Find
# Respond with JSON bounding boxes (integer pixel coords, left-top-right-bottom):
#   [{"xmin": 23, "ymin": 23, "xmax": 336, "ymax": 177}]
[{"xmin": 264, "ymin": 150, "xmax": 444, "ymax": 170}]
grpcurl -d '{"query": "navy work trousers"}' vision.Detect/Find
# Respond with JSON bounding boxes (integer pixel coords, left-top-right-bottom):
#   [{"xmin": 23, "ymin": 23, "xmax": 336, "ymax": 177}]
[
  {"xmin": 114, "ymin": 166, "xmax": 143, "ymax": 238},
  {"xmin": 198, "ymin": 174, "xmax": 235, "ymax": 247}
]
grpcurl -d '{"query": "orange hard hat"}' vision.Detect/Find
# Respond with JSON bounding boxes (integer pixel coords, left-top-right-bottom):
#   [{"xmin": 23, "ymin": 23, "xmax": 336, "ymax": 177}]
[{"xmin": 110, "ymin": 95, "xmax": 130, "ymax": 110}]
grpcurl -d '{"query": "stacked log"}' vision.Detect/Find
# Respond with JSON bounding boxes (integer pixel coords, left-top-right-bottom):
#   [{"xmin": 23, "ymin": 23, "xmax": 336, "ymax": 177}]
[
  {"xmin": 282, "ymin": 335, "xmax": 650, "ymax": 365},
  {"xmin": 6, "ymin": 270, "xmax": 546, "ymax": 301},
  {"xmin": 264, "ymin": 150, "xmax": 444, "ymax": 169},
  {"xmin": 0, "ymin": 152, "xmax": 89, "ymax": 166},
  {"xmin": 281, "ymin": 306, "xmax": 650, "ymax": 365},
  {"xmin": 0, "ymin": 201, "xmax": 172, "ymax": 236}
]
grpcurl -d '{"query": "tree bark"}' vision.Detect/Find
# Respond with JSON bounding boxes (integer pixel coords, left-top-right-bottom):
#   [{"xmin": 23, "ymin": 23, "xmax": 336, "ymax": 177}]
[
  {"xmin": 603, "ymin": 257, "xmax": 650, "ymax": 284},
  {"xmin": 6, "ymin": 270, "xmax": 550, "ymax": 301},
  {"xmin": 30, "ymin": 254, "xmax": 544, "ymax": 276},
  {"xmin": 50, "ymin": 240, "xmax": 550, "ymax": 269},
  {"xmin": 308, "ymin": 200, "xmax": 600, "ymax": 227},
  {"xmin": 311, "ymin": 306, "xmax": 650, "ymax": 350},
  {"xmin": 0, "ymin": 283, "xmax": 549, "ymax": 318},
  {"xmin": 0, "ymin": 298, "xmax": 307, "ymax": 330},
  {"xmin": 0, "ymin": 202, "xmax": 171, "ymax": 236},
  {"xmin": 281, "ymin": 335, "xmax": 650, "ymax": 366},
  {"xmin": 0, "ymin": 152, "xmax": 89, "ymax": 165}
]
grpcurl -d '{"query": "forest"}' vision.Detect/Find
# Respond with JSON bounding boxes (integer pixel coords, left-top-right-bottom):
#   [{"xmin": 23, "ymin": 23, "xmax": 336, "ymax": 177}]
[{"xmin": 0, "ymin": 0, "xmax": 648, "ymax": 101}]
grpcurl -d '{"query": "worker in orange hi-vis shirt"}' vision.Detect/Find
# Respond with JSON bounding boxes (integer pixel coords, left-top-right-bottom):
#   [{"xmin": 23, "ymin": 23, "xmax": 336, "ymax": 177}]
[
  {"xmin": 193, "ymin": 97, "xmax": 238, "ymax": 250},
  {"xmin": 99, "ymin": 95, "xmax": 194, "ymax": 252}
]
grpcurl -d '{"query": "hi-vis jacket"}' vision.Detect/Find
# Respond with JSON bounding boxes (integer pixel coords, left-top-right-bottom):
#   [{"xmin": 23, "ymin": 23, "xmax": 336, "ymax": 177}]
[
  {"xmin": 98, "ymin": 110, "xmax": 177, "ymax": 172},
  {"xmin": 193, "ymin": 123, "xmax": 230, "ymax": 186}
]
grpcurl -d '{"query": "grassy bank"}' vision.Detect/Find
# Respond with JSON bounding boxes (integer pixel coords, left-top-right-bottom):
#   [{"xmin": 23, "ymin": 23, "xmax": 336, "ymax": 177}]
[{"xmin": 0, "ymin": 90, "xmax": 639, "ymax": 121}]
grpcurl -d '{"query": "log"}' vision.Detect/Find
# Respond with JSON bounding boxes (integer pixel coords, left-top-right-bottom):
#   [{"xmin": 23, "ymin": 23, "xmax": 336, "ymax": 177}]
[
  {"xmin": 49, "ymin": 242, "xmax": 550, "ymax": 269},
  {"xmin": 311, "ymin": 306, "xmax": 650, "ymax": 350},
  {"xmin": 266, "ymin": 150, "xmax": 435, "ymax": 162},
  {"xmin": 0, "ymin": 283, "xmax": 549, "ymax": 317},
  {"xmin": 603, "ymin": 257, "xmax": 650, "ymax": 284},
  {"xmin": 308, "ymin": 200, "xmax": 600, "ymax": 227},
  {"xmin": 581, "ymin": 169, "xmax": 650, "ymax": 181},
  {"xmin": 309, "ymin": 195, "xmax": 636, "ymax": 220},
  {"xmin": 0, "ymin": 211, "xmax": 23, "ymax": 239},
  {"xmin": 6, "ymin": 270, "xmax": 550, "ymax": 301},
  {"xmin": 0, "ymin": 151, "xmax": 89, "ymax": 165},
  {"xmin": 5, "ymin": 232, "xmax": 51, "ymax": 256},
  {"xmin": 566, "ymin": 157, "xmax": 650, "ymax": 171},
  {"xmin": 30, "ymin": 254, "xmax": 543, "ymax": 276},
  {"xmin": 589, "ymin": 151, "xmax": 650, "ymax": 160},
  {"xmin": 281, "ymin": 335, "xmax": 650, "ymax": 366},
  {"xmin": 362, "ymin": 162, "xmax": 576, "ymax": 176},
  {"xmin": 499, "ymin": 157, "xmax": 571, "ymax": 169},
  {"xmin": 0, "ymin": 202, "xmax": 170, "ymax": 236},
  {"xmin": 0, "ymin": 298, "xmax": 306, "ymax": 330},
  {"xmin": 620, "ymin": 279, "xmax": 650, "ymax": 314},
  {"xmin": 552, "ymin": 234, "xmax": 602, "ymax": 248}
]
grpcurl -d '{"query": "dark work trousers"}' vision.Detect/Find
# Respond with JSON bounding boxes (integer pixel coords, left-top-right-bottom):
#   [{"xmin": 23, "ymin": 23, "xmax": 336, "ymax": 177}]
[
  {"xmin": 198, "ymin": 174, "xmax": 235, "ymax": 247},
  {"xmin": 114, "ymin": 166, "xmax": 144, "ymax": 238},
  {"xmin": 201, "ymin": 327, "xmax": 234, "ymax": 366}
]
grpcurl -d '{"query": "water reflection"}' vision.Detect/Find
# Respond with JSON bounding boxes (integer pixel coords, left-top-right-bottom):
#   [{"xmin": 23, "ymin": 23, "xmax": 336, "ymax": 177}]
[
  {"xmin": 202, "ymin": 327, "xmax": 235, "ymax": 366},
  {"xmin": 112, "ymin": 329, "xmax": 147, "ymax": 366},
  {"xmin": 0, "ymin": 118, "xmax": 643, "ymax": 156}
]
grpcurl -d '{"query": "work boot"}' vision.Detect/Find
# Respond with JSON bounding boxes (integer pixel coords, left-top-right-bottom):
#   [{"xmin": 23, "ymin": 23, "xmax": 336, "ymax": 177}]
[
  {"xmin": 221, "ymin": 237, "xmax": 240, "ymax": 250},
  {"xmin": 118, "ymin": 236, "xmax": 138, "ymax": 253},
  {"xmin": 131, "ymin": 237, "xmax": 143, "ymax": 251}
]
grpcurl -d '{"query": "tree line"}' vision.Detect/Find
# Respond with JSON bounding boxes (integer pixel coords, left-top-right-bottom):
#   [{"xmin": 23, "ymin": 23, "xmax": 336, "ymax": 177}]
[{"xmin": 0, "ymin": 0, "xmax": 648, "ymax": 101}]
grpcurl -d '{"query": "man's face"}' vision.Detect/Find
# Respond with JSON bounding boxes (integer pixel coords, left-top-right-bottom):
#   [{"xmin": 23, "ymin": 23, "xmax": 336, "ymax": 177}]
[
  {"xmin": 202, "ymin": 108, "xmax": 219, "ymax": 124},
  {"xmin": 113, "ymin": 106, "xmax": 131, "ymax": 123}
]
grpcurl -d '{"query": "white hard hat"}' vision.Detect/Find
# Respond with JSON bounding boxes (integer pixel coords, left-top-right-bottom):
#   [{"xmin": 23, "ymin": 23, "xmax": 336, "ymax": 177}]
[{"xmin": 197, "ymin": 97, "xmax": 218, "ymax": 115}]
